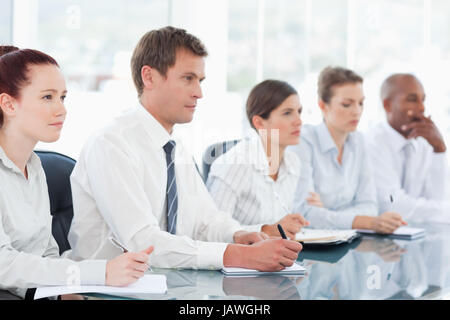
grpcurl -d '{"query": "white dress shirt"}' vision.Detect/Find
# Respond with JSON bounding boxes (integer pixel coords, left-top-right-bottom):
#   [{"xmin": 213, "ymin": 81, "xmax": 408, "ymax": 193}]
[
  {"xmin": 206, "ymin": 129, "xmax": 301, "ymax": 231},
  {"xmin": 0, "ymin": 147, "xmax": 105, "ymax": 299},
  {"xmin": 68, "ymin": 104, "xmax": 244, "ymax": 270},
  {"xmin": 289, "ymin": 122, "xmax": 378, "ymax": 229},
  {"xmin": 365, "ymin": 121, "xmax": 450, "ymax": 223}
]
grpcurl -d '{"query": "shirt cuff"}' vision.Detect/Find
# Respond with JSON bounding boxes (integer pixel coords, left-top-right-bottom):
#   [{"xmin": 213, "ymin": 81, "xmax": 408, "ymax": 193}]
[
  {"xmin": 79, "ymin": 259, "xmax": 107, "ymax": 285},
  {"xmin": 222, "ymin": 223, "xmax": 243, "ymax": 243},
  {"xmin": 197, "ymin": 242, "xmax": 228, "ymax": 269},
  {"xmin": 337, "ymin": 212, "xmax": 357, "ymax": 229},
  {"xmin": 239, "ymin": 223, "xmax": 265, "ymax": 233}
]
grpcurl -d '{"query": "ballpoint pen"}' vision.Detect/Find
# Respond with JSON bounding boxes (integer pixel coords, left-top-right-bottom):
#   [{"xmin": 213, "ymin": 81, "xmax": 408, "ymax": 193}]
[
  {"xmin": 277, "ymin": 224, "xmax": 288, "ymax": 240},
  {"xmin": 109, "ymin": 236, "xmax": 128, "ymax": 253},
  {"xmin": 109, "ymin": 236, "xmax": 153, "ymax": 272},
  {"xmin": 273, "ymin": 187, "xmax": 306, "ymax": 235},
  {"xmin": 387, "ymin": 263, "xmax": 395, "ymax": 280}
]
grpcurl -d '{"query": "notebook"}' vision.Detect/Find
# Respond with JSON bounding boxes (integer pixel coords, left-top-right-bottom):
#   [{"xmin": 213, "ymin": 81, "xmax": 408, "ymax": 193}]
[
  {"xmin": 221, "ymin": 262, "xmax": 306, "ymax": 276},
  {"xmin": 357, "ymin": 226, "xmax": 426, "ymax": 240},
  {"xmin": 34, "ymin": 274, "xmax": 167, "ymax": 300},
  {"xmin": 295, "ymin": 228, "xmax": 359, "ymax": 246}
]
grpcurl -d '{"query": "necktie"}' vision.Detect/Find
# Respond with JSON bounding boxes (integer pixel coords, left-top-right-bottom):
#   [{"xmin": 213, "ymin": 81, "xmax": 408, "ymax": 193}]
[
  {"xmin": 163, "ymin": 140, "xmax": 178, "ymax": 234},
  {"xmin": 401, "ymin": 142, "xmax": 415, "ymax": 194}
]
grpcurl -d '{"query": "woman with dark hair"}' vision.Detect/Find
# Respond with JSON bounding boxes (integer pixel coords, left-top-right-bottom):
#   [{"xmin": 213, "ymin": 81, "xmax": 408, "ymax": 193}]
[
  {"xmin": 206, "ymin": 80, "xmax": 311, "ymax": 240},
  {"xmin": 290, "ymin": 66, "xmax": 406, "ymax": 233},
  {"xmin": 0, "ymin": 46, "xmax": 153, "ymax": 299}
]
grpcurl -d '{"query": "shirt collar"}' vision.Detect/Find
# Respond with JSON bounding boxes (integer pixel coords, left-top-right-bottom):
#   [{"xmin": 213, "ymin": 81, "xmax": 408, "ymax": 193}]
[
  {"xmin": 0, "ymin": 145, "xmax": 41, "ymax": 177},
  {"xmin": 244, "ymin": 128, "xmax": 297, "ymax": 176},
  {"xmin": 281, "ymin": 150, "xmax": 298, "ymax": 175},
  {"xmin": 316, "ymin": 121, "xmax": 338, "ymax": 153},
  {"xmin": 382, "ymin": 121, "xmax": 418, "ymax": 152},
  {"xmin": 243, "ymin": 128, "xmax": 269, "ymax": 173},
  {"xmin": 135, "ymin": 101, "xmax": 171, "ymax": 149},
  {"xmin": 316, "ymin": 121, "xmax": 358, "ymax": 154}
]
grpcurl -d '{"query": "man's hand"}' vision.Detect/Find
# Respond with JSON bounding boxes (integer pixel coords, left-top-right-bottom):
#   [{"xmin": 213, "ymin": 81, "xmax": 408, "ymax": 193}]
[
  {"xmin": 233, "ymin": 231, "xmax": 269, "ymax": 245},
  {"xmin": 402, "ymin": 111, "xmax": 446, "ymax": 153},
  {"xmin": 223, "ymin": 239, "xmax": 303, "ymax": 272}
]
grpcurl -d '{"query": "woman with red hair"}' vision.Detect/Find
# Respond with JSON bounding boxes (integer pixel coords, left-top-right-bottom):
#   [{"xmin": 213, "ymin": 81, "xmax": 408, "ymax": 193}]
[{"xmin": 0, "ymin": 46, "xmax": 153, "ymax": 299}]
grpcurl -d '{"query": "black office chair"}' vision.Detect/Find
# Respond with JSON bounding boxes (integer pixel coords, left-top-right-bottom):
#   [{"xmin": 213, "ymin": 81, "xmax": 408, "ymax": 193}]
[
  {"xmin": 35, "ymin": 150, "xmax": 76, "ymax": 255},
  {"xmin": 202, "ymin": 140, "xmax": 240, "ymax": 182}
]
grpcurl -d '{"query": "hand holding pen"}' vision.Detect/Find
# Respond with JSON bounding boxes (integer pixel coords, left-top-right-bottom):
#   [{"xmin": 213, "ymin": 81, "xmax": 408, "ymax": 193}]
[
  {"xmin": 268, "ymin": 188, "xmax": 309, "ymax": 240},
  {"xmin": 372, "ymin": 195, "xmax": 407, "ymax": 234},
  {"xmin": 109, "ymin": 237, "xmax": 154, "ymax": 273}
]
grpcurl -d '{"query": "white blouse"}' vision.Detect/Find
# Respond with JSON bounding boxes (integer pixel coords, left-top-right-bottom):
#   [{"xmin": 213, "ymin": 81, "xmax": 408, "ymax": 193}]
[
  {"xmin": 206, "ymin": 129, "xmax": 301, "ymax": 231},
  {"xmin": 0, "ymin": 146, "xmax": 105, "ymax": 298}
]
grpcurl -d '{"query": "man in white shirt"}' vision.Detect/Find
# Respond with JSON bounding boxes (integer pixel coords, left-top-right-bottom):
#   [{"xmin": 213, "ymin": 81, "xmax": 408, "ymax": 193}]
[
  {"xmin": 365, "ymin": 73, "xmax": 450, "ymax": 223},
  {"xmin": 68, "ymin": 26, "xmax": 302, "ymax": 271}
]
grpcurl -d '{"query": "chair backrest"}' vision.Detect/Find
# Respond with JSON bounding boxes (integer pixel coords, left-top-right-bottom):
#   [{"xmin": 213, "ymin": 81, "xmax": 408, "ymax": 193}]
[
  {"xmin": 35, "ymin": 150, "xmax": 76, "ymax": 255},
  {"xmin": 202, "ymin": 140, "xmax": 240, "ymax": 182}
]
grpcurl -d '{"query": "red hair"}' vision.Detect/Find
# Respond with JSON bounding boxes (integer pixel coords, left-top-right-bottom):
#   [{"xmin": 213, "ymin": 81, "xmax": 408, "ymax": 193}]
[{"xmin": 0, "ymin": 46, "xmax": 59, "ymax": 128}]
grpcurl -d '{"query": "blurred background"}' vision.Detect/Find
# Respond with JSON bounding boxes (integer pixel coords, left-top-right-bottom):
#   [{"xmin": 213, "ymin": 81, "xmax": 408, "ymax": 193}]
[{"xmin": 2, "ymin": 0, "xmax": 450, "ymax": 169}]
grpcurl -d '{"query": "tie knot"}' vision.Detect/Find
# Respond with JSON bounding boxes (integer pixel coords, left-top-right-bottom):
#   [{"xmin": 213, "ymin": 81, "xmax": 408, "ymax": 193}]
[
  {"xmin": 163, "ymin": 140, "xmax": 176, "ymax": 155},
  {"xmin": 403, "ymin": 142, "xmax": 414, "ymax": 154}
]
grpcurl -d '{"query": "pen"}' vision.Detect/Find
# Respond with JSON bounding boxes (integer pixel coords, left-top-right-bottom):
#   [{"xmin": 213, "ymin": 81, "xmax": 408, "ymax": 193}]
[
  {"xmin": 109, "ymin": 236, "xmax": 128, "ymax": 253},
  {"xmin": 109, "ymin": 237, "xmax": 153, "ymax": 272},
  {"xmin": 387, "ymin": 263, "xmax": 395, "ymax": 280},
  {"xmin": 277, "ymin": 224, "xmax": 288, "ymax": 239},
  {"xmin": 273, "ymin": 188, "xmax": 306, "ymax": 236}
]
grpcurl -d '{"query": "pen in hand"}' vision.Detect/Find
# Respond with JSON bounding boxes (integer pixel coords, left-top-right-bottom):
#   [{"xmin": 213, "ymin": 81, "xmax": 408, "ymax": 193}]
[
  {"xmin": 109, "ymin": 237, "xmax": 153, "ymax": 272},
  {"xmin": 109, "ymin": 237, "xmax": 128, "ymax": 253},
  {"xmin": 277, "ymin": 224, "xmax": 288, "ymax": 240}
]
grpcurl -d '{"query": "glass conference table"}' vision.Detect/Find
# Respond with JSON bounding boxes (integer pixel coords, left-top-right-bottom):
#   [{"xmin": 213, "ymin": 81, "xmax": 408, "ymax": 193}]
[
  {"xmin": 2, "ymin": 222, "xmax": 450, "ymax": 300},
  {"xmin": 86, "ymin": 221, "xmax": 450, "ymax": 300}
]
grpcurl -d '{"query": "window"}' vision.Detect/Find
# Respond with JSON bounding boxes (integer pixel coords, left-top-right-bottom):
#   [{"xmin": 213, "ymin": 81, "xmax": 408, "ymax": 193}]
[
  {"xmin": 35, "ymin": 0, "xmax": 169, "ymax": 158},
  {"xmin": 227, "ymin": 0, "xmax": 450, "ymax": 166},
  {"xmin": 6, "ymin": 0, "xmax": 449, "ymax": 165},
  {"xmin": 0, "ymin": 0, "xmax": 12, "ymax": 43}
]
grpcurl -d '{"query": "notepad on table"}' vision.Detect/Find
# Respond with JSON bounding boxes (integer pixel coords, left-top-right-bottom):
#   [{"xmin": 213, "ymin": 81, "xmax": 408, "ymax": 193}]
[
  {"xmin": 357, "ymin": 226, "xmax": 426, "ymax": 240},
  {"xmin": 34, "ymin": 274, "xmax": 167, "ymax": 300},
  {"xmin": 221, "ymin": 262, "xmax": 306, "ymax": 276},
  {"xmin": 295, "ymin": 228, "xmax": 359, "ymax": 245}
]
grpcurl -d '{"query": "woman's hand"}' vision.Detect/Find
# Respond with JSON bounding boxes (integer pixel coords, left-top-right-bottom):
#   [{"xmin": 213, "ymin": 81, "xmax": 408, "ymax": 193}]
[
  {"xmin": 370, "ymin": 212, "xmax": 407, "ymax": 234},
  {"xmin": 262, "ymin": 214, "xmax": 309, "ymax": 240},
  {"xmin": 306, "ymin": 192, "xmax": 324, "ymax": 208},
  {"xmin": 105, "ymin": 246, "xmax": 154, "ymax": 287}
]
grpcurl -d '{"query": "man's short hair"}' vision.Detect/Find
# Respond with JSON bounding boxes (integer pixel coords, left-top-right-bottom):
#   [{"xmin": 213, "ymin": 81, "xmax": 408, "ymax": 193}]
[
  {"xmin": 380, "ymin": 73, "xmax": 420, "ymax": 102},
  {"xmin": 130, "ymin": 26, "xmax": 208, "ymax": 97}
]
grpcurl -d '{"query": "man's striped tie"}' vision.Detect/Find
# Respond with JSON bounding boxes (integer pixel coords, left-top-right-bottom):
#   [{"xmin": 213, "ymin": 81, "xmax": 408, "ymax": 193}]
[{"xmin": 163, "ymin": 140, "xmax": 178, "ymax": 234}]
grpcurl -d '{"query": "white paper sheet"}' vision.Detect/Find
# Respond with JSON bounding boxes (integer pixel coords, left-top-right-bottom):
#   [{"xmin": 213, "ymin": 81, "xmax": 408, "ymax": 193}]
[
  {"xmin": 357, "ymin": 226, "xmax": 425, "ymax": 237},
  {"xmin": 34, "ymin": 274, "xmax": 167, "ymax": 299},
  {"xmin": 222, "ymin": 262, "xmax": 306, "ymax": 276},
  {"xmin": 295, "ymin": 228, "xmax": 357, "ymax": 243}
]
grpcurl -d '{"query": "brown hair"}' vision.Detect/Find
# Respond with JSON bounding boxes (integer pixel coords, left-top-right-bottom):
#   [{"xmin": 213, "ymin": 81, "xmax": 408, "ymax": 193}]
[
  {"xmin": 130, "ymin": 26, "xmax": 208, "ymax": 97},
  {"xmin": 0, "ymin": 46, "xmax": 59, "ymax": 128},
  {"xmin": 318, "ymin": 66, "xmax": 363, "ymax": 103},
  {"xmin": 246, "ymin": 79, "xmax": 298, "ymax": 129}
]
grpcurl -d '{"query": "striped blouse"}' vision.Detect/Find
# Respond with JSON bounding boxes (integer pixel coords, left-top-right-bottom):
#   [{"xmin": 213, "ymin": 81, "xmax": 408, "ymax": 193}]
[{"xmin": 206, "ymin": 129, "xmax": 301, "ymax": 232}]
